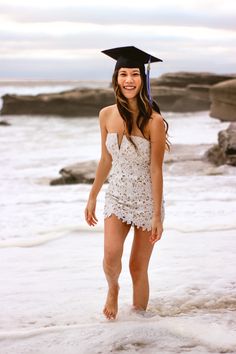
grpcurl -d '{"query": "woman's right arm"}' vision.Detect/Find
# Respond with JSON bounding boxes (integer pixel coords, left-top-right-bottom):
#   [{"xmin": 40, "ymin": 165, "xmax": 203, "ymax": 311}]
[{"xmin": 84, "ymin": 107, "xmax": 112, "ymax": 226}]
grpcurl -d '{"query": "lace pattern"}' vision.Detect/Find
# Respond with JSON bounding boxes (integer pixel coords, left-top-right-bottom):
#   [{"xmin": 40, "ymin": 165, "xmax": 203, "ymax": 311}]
[{"xmin": 103, "ymin": 133, "xmax": 165, "ymax": 231}]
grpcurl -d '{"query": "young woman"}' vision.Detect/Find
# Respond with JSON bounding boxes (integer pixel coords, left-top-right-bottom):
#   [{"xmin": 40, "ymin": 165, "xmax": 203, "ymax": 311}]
[{"xmin": 84, "ymin": 46, "xmax": 170, "ymax": 320}]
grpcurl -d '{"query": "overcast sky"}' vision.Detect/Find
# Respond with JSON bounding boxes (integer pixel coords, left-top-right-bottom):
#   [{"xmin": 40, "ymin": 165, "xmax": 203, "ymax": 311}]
[{"xmin": 0, "ymin": 0, "xmax": 235, "ymax": 80}]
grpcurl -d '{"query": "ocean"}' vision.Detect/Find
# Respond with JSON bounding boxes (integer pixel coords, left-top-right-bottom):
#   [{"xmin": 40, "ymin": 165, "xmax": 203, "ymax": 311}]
[{"xmin": 0, "ymin": 81, "xmax": 235, "ymax": 354}]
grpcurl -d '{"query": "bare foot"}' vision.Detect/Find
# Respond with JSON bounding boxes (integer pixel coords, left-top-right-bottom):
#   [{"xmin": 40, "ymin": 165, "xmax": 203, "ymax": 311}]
[
  {"xmin": 103, "ymin": 285, "xmax": 119, "ymax": 320},
  {"xmin": 131, "ymin": 305, "xmax": 146, "ymax": 316}
]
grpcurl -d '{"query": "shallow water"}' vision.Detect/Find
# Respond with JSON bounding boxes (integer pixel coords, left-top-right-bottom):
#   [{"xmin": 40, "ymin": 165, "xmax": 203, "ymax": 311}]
[
  {"xmin": 1, "ymin": 230, "xmax": 236, "ymax": 353},
  {"xmin": 0, "ymin": 83, "xmax": 235, "ymax": 353},
  {"xmin": 0, "ymin": 112, "xmax": 234, "ymax": 244}
]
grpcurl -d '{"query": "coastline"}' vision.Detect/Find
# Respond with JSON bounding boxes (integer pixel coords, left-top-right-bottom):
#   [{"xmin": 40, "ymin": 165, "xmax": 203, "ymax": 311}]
[
  {"xmin": 1, "ymin": 72, "xmax": 235, "ymax": 117},
  {"xmin": 0, "ymin": 81, "xmax": 235, "ymax": 354},
  {"xmin": 1, "ymin": 228, "xmax": 236, "ymax": 353}
]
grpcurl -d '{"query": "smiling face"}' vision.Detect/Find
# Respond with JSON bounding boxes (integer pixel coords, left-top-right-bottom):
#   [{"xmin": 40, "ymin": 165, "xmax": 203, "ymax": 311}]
[{"xmin": 117, "ymin": 67, "xmax": 142, "ymax": 99}]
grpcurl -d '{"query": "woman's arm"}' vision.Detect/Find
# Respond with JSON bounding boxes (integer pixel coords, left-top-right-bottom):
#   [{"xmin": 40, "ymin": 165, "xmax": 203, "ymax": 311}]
[
  {"xmin": 84, "ymin": 107, "xmax": 112, "ymax": 226},
  {"xmin": 149, "ymin": 113, "xmax": 166, "ymax": 243}
]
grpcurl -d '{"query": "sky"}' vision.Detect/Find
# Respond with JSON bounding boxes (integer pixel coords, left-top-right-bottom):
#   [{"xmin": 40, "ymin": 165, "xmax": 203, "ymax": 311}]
[{"xmin": 0, "ymin": 0, "xmax": 236, "ymax": 80}]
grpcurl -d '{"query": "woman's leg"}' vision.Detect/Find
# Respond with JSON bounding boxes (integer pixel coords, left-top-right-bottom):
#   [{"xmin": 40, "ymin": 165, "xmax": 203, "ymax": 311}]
[
  {"xmin": 103, "ymin": 214, "xmax": 131, "ymax": 319},
  {"xmin": 129, "ymin": 227, "xmax": 154, "ymax": 311}
]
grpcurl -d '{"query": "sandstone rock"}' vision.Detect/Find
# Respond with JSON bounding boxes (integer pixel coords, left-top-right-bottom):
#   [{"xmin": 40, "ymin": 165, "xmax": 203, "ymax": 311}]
[
  {"xmin": 50, "ymin": 160, "xmax": 99, "ymax": 185},
  {"xmin": 1, "ymin": 72, "xmax": 235, "ymax": 116},
  {"xmin": 171, "ymin": 96, "xmax": 210, "ymax": 112},
  {"xmin": 151, "ymin": 72, "xmax": 235, "ymax": 88},
  {"xmin": 205, "ymin": 123, "xmax": 236, "ymax": 166},
  {"xmin": 150, "ymin": 71, "xmax": 232, "ymax": 112},
  {"xmin": 204, "ymin": 144, "xmax": 227, "ymax": 166},
  {"xmin": 1, "ymin": 88, "xmax": 115, "ymax": 117},
  {"xmin": 50, "ymin": 143, "xmax": 234, "ymax": 186},
  {"xmin": 151, "ymin": 86, "xmax": 186, "ymax": 111},
  {"xmin": 210, "ymin": 79, "xmax": 236, "ymax": 121},
  {"xmin": 187, "ymin": 84, "xmax": 210, "ymax": 101},
  {"xmin": 0, "ymin": 120, "xmax": 11, "ymax": 126},
  {"xmin": 151, "ymin": 72, "xmax": 235, "ymax": 112},
  {"xmin": 152, "ymin": 85, "xmax": 211, "ymax": 112}
]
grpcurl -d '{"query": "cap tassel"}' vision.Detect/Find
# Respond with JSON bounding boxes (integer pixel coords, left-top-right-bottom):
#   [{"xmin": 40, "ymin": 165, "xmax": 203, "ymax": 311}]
[{"xmin": 146, "ymin": 56, "xmax": 152, "ymax": 105}]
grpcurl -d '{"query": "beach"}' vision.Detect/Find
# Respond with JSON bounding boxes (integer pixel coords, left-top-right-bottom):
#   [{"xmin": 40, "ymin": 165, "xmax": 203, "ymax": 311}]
[{"xmin": 0, "ymin": 82, "xmax": 236, "ymax": 354}]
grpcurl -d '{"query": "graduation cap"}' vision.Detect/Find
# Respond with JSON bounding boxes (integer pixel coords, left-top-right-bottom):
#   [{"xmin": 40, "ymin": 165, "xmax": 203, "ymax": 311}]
[{"xmin": 101, "ymin": 46, "xmax": 163, "ymax": 103}]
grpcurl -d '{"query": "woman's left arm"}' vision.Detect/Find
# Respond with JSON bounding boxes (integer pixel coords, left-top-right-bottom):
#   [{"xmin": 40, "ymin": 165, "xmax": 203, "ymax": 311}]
[{"xmin": 149, "ymin": 113, "xmax": 166, "ymax": 244}]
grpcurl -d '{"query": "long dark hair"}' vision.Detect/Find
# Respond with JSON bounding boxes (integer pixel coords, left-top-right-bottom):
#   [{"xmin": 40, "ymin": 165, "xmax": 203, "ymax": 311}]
[{"xmin": 112, "ymin": 68, "xmax": 170, "ymax": 151}]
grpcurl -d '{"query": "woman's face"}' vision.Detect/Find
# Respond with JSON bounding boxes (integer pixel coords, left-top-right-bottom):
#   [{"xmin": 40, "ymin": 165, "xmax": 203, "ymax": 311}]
[{"xmin": 117, "ymin": 67, "xmax": 142, "ymax": 99}]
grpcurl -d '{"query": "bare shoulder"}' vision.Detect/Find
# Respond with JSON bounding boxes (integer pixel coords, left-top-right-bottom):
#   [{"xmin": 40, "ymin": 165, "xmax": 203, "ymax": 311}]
[
  {"xmin": 99, "ymin": 105, "xmax": 116, "ymax": 128},
  {"xmin": 150, "ymin": 112, "xmax": 165, "ymax": 127},
  {"xmin": 99, "ymin": 104, "xmax": 116, "ymax": 118},
  {"xmin": 148, "ymin": 112, "xmax": 165, "ymax": 137}
]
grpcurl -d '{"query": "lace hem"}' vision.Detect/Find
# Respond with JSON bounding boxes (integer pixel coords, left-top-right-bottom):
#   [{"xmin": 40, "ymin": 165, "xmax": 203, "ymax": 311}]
[{"xmin": 104, "ymin": 211, "xmax": 153, "ymax": 232}]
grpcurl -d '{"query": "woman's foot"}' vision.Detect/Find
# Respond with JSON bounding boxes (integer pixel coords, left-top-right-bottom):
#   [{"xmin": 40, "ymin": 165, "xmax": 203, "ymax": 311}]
[
  {"xmin": 131, "ymin": 305, "xmax": 146, "ymax": 315},
  {"xmin": 103, "ymin": 285, "xmax": 119, "ymax": 320}
]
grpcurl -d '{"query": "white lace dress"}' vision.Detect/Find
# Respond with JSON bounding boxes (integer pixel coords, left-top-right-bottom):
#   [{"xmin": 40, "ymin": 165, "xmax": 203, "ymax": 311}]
[{"xmin": 103, "ymin": 132, "xmax": 165, "ymax": 231}]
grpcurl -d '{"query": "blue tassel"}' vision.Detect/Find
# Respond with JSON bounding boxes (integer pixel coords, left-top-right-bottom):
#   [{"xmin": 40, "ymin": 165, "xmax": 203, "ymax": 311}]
[{"xmin": 146, "ymin": 56, "xmax": 152, "ymax": 105}]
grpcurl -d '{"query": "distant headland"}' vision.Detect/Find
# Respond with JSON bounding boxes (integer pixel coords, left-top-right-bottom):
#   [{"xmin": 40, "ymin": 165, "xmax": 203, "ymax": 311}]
[{"xmin": 1, "ymin": 72, "xmax": 236, "ymax": 121}]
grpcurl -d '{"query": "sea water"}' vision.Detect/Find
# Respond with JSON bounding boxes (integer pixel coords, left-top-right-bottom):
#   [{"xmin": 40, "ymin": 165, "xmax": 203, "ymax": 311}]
[{"xmin": 0, "ymin": 82, "xmax": 235, "ymax": 354}]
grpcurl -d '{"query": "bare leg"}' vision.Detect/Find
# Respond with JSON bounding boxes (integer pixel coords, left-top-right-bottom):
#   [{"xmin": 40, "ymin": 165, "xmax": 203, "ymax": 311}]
[
  {"xmin": 103, "ymin": 214, "xmax": 131, "ymax": 320},
  {"xmin": 129, "ymin": 227, "xmax": 154, "ymax": 311}
]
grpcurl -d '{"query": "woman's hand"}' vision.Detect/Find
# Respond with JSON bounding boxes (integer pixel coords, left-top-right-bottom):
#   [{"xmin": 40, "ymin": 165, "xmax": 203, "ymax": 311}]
[
  {"xmin": 149, "ymin": 215, "xmax": 163, "ymax": 245},
  {"xmin": 84, "ymin": 197, "xmax": 98, "ymax": 227}
]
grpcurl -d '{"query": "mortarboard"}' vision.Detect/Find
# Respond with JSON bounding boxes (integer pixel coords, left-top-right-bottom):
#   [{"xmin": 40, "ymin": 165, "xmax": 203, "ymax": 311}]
[{"xmin": 101, "ymin": 46, "xmax": 163, "ymax": 103}]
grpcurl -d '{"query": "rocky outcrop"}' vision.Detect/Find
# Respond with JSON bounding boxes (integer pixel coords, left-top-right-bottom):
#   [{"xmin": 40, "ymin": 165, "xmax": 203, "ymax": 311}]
[
  {"xmin": 151, "ymin": 72, "xmax": 235, "ymax": 87},
  {"xmin": 1, "ymin": 88, "xmax": 114, "ymax": 117},
  {"xmin": 151, "ymin": 72, "xmax": 235, "ymax": 112},
  {"xmin": 205, "ymin": 123, "xmax": 236, "ymax": 166},
  {"xmin": 210, "ymin": 79, "xmax": 236, "ymax": 121},
  {"xmin": 50, "ymin": 160, "xmax": 99, "ymax": 185},
  {"xmin": 1, "ymin": 72, "xmax": 235, "ymax": 116},
  {"xmin": 0, "ymin": 120, "xmax": 11, "ymax": 126},
  {"xmin": 152, "ymin": 84, "xmax": 211, "ymax": 112},
  {"xmin": 50, "ymin": 143, "xmax": 235, "ymax": 186}
]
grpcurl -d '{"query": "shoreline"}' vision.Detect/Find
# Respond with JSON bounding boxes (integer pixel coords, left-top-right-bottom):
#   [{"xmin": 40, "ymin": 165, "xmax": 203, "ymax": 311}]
[
  {"xmin": 1, "ymin": 228, "xmax": 235, "ymax": 354},
  {"xmin": 1, "ymin": 72, "xmax": 235, "ymax": 116}
]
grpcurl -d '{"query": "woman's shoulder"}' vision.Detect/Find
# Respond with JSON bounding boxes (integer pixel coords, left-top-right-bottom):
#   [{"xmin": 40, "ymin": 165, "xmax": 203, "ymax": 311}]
[
  {"xmin": 150, "ymin": 111, "xmax": 164, "ymax": 121},
  {"xmin": 99, "ymin": 105, "xmax": 117, "ymax": 130},
  {"xmin": 148, "ymin": 111, "xmax": 164, "ymax": 129},
  {"xmin": 146, "ymin": 111, "xmax": 165, "ymax": 139},
  {"xmin": 99, "ymin": 104, "xmax": 116, "ymax": 118}
]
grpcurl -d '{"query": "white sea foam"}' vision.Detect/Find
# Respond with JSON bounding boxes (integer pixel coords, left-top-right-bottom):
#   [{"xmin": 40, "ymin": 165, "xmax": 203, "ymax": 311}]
[
  {"xmin": 0, "ymin": 229, "xmax": 235, "ymax": 353},
  {"xmin": 0, "ymin": 87, "xmax": 235, "ymax": 353}
]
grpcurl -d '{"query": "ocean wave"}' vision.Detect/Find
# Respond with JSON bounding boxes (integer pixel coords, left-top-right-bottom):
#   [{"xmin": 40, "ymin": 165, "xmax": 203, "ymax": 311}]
[
  {"xmin": 165, "ymin": 225, "xmax": 236, "ymax": 233},
  {"xmin": 1, "ymin": 313, "xmax": 235, "ymax": 354},
  {"xmin": 0, "ymin": 286, "xmax": 235, "ymax": 354},
  {"xmin": 0, "ymin": 222, "xmax": 235, "ymax": 248},
  {"xmin": 0, "ymin": 225, "xmax": 103, "ymax": 248},
  {"xmin": 149, "ymin": 290, "xmax": 236, "ymax": 316},
  {"xmin": 0, "ymin": 322, "xmax": 96, "ymax": 340}
]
